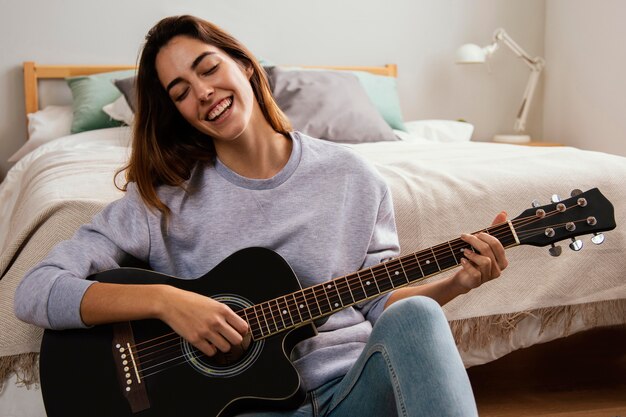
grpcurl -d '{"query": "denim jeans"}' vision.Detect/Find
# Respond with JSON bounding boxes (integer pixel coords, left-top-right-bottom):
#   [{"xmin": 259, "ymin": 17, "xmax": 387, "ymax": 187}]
[{"xmin": 237, "ymin": 296, "xmax": 478, "ymax": 417}]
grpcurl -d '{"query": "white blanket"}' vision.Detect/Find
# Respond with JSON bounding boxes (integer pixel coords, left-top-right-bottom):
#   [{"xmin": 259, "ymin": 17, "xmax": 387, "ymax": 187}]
[{"xmin": 1, "ymin": 128, "xmax": 625, "ymax": 383}]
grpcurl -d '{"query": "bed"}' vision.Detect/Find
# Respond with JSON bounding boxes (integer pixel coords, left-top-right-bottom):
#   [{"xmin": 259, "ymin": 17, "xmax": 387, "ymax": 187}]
[{"xmin": 1, "ymin": 61, "xmax": 625, "ymax": 416}]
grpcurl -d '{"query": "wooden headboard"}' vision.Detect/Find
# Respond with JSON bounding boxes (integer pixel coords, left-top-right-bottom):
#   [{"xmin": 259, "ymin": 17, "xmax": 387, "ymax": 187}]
[{"xmin": 23, "ymin": 61, "xmax": 398, "ymax": 118}]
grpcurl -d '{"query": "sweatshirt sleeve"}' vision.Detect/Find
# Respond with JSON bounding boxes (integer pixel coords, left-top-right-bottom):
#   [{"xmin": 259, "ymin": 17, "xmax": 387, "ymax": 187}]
[
  {"xmin": 355, "ymin": 186, "xmax": 401, "ymax": 324},
  {"xmin": 14, "ymin": 184, "xmax": 151, "ymax": 329}
]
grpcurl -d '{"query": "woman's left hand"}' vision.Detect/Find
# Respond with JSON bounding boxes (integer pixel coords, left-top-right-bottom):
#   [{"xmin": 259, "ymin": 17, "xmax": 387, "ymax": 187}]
[{"xmin": 452, "ymin": 211, "xmax": 509, "ymax": 292}]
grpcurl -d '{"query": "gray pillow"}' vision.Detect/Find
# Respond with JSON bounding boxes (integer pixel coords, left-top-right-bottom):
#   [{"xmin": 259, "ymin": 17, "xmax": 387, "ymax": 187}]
[
  {"xmin": 113, "ymin": 76, "xmax": 137, "ymax": 112},
  {"xmin": 266, "ymin": 67, "xmax": 398, "ymax": 143}
]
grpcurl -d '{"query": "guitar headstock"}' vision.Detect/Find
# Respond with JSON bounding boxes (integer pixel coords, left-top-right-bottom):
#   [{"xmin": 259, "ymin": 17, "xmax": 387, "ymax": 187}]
[{"xmin": 512, "ymin": 188, "xmax": 616, "ymax": 255}]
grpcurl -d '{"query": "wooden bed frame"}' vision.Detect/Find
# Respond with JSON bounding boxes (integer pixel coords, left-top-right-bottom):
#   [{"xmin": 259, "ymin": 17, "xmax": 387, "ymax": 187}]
[{"xmin": 22, "ymin": 61, "xmax": 398, "ymax": 118}]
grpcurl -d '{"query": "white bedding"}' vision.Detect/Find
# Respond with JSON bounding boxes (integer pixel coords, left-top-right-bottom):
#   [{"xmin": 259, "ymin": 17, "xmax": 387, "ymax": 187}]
[{"xmin": 1, "ymin": 127, "xmax": 625, "ymax": 417}]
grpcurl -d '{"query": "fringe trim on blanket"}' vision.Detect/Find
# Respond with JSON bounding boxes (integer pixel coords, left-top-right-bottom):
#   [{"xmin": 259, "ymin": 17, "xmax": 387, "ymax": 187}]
[
  {"xmin": 0, "ymin": 352, "xmax": 39, "ymax": 393},
  {"xmin": 449, "ymin": 298, "xmax": 626, "ymax": 352}
]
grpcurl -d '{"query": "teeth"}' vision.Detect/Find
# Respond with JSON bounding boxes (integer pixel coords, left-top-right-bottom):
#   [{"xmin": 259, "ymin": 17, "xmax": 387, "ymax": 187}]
[{"xmin": 207, "ymin": 97, "xmax": 232, "ymax": 121}]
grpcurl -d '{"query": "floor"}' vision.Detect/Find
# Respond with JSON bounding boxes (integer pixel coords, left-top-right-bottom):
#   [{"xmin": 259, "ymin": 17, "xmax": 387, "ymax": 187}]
[{"xmin": 467, "ymin": 325, "xmax": 626, "ymax": 416}]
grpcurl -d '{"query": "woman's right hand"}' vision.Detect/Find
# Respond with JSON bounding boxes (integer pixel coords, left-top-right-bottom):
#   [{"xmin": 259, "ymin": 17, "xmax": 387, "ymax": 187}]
[{"xmin": 156, "ymin": 286, "xmax": 250, "ymax": 357}]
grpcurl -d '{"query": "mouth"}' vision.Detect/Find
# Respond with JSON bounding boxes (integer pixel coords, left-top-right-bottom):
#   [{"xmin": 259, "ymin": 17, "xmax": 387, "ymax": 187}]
[{"xmin": 205, "ymin": 96, "xmax": 233, "ymax": 122}]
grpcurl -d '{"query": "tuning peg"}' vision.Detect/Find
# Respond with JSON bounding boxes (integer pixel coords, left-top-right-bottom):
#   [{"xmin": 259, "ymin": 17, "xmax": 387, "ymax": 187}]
[
  {"xmin": 531, "ymin": 200, "xmax": 541, "ymax": 208},
  {"xmin": 591, "ymin": 233, "xmax": 605, "ymax": 245},
  {"xmin": 549, "ymin": 244, "xmax": 562, "ymax": 257},
  {"xmin": 570, "ymin": 189, "xmax": 583, "ymax": 197},
  {"xmin": 569, "ymin": 238, "xmax": 583, "ymax": 251},
  {"xmin": 551, "ymin": 194, "xmax": 562, "ymax": 203}
]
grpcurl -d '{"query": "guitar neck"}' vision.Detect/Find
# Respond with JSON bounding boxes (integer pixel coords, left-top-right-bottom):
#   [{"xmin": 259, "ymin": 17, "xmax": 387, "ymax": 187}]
[{"xmin": 240, "ymin": 221, "xmax": 519, "ymax": 341}]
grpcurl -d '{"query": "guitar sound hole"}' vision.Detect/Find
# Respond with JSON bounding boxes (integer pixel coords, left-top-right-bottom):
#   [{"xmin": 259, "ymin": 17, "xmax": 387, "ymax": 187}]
[{"xmin": 183, "ymin": 293, "xmax": 265, "ymax": 378}]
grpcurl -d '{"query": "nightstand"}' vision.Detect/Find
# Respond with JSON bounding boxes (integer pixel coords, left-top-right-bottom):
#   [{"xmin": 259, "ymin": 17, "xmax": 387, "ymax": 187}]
[{"xmin": 493, "ymin": 141, "xmax": 564, "ymax": 147}]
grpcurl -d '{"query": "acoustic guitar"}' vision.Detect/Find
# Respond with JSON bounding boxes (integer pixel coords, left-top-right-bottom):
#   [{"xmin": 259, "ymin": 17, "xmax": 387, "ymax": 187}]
[{"xmin": 39, "ymin": 188, "xmax": 616, "ymax": 416}]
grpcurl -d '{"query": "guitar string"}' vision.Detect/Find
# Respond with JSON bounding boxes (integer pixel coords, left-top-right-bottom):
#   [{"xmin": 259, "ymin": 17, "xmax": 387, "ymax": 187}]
[
  {"xmin": 128, "ymin": 206, "xmax": 579, "ymax": 360},
  {"xmin": 126, "ymin": 206, "xmax": 585, "ymax": 369}
]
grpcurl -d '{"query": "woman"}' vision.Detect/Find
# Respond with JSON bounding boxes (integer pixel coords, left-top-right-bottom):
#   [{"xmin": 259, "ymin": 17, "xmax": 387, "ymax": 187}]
[{"xmin": 15, "ymin": 15, "xmax": 508, "ymax": 416}]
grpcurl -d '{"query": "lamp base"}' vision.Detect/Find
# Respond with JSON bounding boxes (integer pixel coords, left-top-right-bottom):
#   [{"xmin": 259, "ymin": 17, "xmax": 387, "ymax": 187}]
[{"xmin": 493, "ymin": 134, "xmax": 531, "ymax": 144}]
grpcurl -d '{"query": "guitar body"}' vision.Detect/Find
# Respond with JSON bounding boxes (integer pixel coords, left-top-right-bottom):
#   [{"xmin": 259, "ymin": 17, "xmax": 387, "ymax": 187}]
[{"xmin": 40, "ymin": 247, "xmax": 316, "ymax": 417}]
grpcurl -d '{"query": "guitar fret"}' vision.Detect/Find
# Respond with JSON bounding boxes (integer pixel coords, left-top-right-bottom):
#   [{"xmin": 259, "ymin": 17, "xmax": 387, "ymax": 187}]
[
  {"xmin": 336, "ymin": 277, "xmax": 354, "ymax": 306},
  {"xmin": 241, "ymin": 308, "xmax": 260, "ymax": 340},
  {"xmin": 291, "ymin": 293, "xmax": 304, "ymax": 323},
  {"xmin": 448, "ymin": 241, "xmax": 459, "ymax": 264},
  {"xmin": 412, "ymin": 253, "xmax": 425, "ymax": 277},
  {"xmin": 387, "ymin": 259, "xmax": 407, "ymax": 287},
  {"xmin": 351, "ymin": 272, "xmax": 368, "ymax": 302},
  {"xmin": 295, "ymin": 290, "xmax": 313, "ymax": 321},
  {"xmin": 271, "ymin": 299, "xmax": 284, "ymax": 331},
  {"xmin": 278, "ymin": 296, "xmax": 294, "ymax": 328},
  {"xmin": 264, "ymin": 301, "xmax": 279, "ymax": 333},
  {"xmin": 359, "ymin": 269, "xmax": 379, "ymax": 298},
  {"xmin": 326, "ymin": 281, "xmax": 343, "ymax": 310},
  {"xmin": 430, "ymin": 247, "xmax": 441, "ymax": 271},
  {"xmin": 316, "ymin": 283, "xmax": 333, "ymax": 315},
  {"xmin": 252, "ymin": 305, "xmax": 268, "ymax": 337},
  {"xmin": 257, "ymin": 304, "xmax": 271, "ymax": 336},
  {"xmin": 303, "ymin": 287, "xmax": 321, "ymax": 318},
  {"xmin": 373, "ymin": 265, "xmax": 394, "ymax": 293},
  {"xmin": 434, "ymin": 243, "xmax": 457, "ymax": 271},
  {"xmin": 417, "ymin": 250, "xmax": 439, "ymax": 277}
]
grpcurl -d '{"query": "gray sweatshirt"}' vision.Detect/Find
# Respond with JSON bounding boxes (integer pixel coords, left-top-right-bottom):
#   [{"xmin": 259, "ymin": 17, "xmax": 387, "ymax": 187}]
[{"xmin": 15, "ymin": 131, "xmax": 400, "ymax": 391}]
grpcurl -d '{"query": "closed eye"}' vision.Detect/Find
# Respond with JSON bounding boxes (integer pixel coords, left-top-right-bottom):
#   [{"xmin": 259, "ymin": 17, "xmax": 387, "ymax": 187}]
[
  {"xmin": 203, "ymin": 64, "xmax": 219, "ymax": 76},
  {"xmin": 175, "ymin": 88, "xmax": 189, "ymax": 102}
]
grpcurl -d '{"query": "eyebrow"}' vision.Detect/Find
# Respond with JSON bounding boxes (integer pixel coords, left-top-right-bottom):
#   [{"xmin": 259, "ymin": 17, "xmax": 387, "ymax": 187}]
[{"xmin": 165, "ymin": 51, "xmax": 215, "ymax": 93}]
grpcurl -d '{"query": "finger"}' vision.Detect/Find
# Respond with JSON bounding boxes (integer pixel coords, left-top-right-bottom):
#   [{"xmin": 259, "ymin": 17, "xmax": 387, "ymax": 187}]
[
  {"xmin": 475, "ymin": 232, "xmax": 508, "ymax": 271},
  {"xmin": 463, "ymin": 249, "xmax": 496, "ymax": 279},
  {"xmin": 194, "ymin": 339, "xmax": 217, "ymax": 357},
  {"xmin": 205, "ymin": 330, "xmax": 233, "ymax": 353},
  {"xmin": 460, "ymin": 257, "xmax": 482, "ymax": 284},
  {"xmin": 225, "ymin": 310, "xmax": 250, "ymax": 335},
  {"xmin": 491, "ymin": 211, "xmax": 508, "ymax": 226}
]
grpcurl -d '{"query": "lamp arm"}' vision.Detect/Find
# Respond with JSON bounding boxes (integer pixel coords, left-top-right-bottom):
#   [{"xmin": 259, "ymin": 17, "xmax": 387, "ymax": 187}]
[
  {"xmin": 514, "ymin": 66, "xmax": 542, "ymax": 133},
  {"xmin": 491, "ymin": 28, "xmax": 545, "ymax": 133},
  {"xmin": 493, "ymin": 28, "xmax": 544, "ymax": 71}
]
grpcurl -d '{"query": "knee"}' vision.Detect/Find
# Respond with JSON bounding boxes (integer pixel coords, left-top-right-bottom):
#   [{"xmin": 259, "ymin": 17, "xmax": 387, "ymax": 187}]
[{"xmin": 376, "ymin": 296, "xmax": 447, "ymax": 334}]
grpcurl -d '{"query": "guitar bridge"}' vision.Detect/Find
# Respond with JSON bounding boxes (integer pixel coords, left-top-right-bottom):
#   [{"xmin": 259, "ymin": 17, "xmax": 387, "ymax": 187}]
[{"xmin": 112, "ymin": 322, "xmax": 151, "ymax": 413}]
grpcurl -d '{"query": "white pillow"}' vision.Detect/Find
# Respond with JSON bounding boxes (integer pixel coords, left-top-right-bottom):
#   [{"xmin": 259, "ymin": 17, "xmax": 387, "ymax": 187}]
[
  {"xmin": 403, "ymin": 120, "xmax": 474, "ymax": 142},
  {"xmin": 102, "ymin": 95, "xmax": 134, "ymax": 126},
  {"xmin": 8, "ymin": 105, "xmax": 73, "ymax": 162}
]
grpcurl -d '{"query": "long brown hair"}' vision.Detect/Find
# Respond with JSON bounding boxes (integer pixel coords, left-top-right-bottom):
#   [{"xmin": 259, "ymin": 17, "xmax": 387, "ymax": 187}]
[{"xmin": 118, "ymin": 15, "xmax": 291, "ymax": 216}]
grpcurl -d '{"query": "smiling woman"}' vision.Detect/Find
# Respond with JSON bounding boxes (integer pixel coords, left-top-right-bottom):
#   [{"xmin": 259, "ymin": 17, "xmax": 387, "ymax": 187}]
[{"xmin": 13, "ymin": 14, "xmax": 507, "ymax": 417}]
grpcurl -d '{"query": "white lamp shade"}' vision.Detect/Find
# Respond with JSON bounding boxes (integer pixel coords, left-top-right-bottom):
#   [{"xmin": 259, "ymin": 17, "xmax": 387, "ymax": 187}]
[{"xmin": 455, "ymin": 43, "xmax": 487, "ymax": 63}]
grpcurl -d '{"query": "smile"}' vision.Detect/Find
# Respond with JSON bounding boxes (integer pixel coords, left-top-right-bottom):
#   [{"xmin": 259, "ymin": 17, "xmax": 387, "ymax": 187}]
[{"xmin": 206, "ymin": 97, "xmax": 233, "ymax": 122}]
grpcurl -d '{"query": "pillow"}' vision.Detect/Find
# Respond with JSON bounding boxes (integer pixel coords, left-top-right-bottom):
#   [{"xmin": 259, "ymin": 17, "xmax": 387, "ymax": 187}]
[
  {"xmin": 103, "ymin": 95, "xmax": 134, "ymax": 126},
  {"xmin": 113, "ymin": 76, "xmax": 137, "ymax": 112},
  {"xmin": 266, "ymin": 67, "xmax": 398, "ymax": 143},
  {"xmin": 403, "ymin": 120, "xmax": 474, "ymax": 142},
  {"xmin": 8, "ymin": 105, "xmax": 73, "ymax": 162},
  {"xmin": 66, "ymin": 69, "xmax": 136, "ymax": 133},
  {"xmin": 272, "ymin": 67, "xmax": 406, "ymax": 132},
  {"xmin": 348, "ymin": 71, "xmax": 406, "ymax": 131}
]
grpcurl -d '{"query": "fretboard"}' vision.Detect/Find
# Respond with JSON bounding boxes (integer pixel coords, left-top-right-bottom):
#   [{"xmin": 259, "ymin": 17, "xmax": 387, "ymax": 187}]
[{"xmin": 239, "ymin": 222, "xmax": 519, "ymax": 341}]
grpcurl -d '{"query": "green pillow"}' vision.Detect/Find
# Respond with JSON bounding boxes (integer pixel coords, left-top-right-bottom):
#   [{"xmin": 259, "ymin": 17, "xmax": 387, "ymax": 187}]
[
  {"xmin": 349, "ymin": 71, "xmax": 406, "ymax": 132},
  {"xmin": 67, "ymin": 69, "xmax": 136, "ymax": 133}
]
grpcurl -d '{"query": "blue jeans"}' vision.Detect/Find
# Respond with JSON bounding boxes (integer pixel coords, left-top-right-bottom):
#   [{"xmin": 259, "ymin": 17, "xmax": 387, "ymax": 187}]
[{"xmin": 238, "ymin": 296, "xmax": 478, "ymax": 417}]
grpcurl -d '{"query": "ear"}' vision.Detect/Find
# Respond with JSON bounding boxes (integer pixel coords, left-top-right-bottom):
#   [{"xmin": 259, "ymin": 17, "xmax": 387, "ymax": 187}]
[{"xmin": 244, "ymin": 62, "xmax": 254, "ymax": 79}]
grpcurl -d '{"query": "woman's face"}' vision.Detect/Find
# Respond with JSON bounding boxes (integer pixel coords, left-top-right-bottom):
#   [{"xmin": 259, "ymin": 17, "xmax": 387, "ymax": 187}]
[{"xmin": 155, "ymin": 35, "xmax": 256, "ymax": 142}]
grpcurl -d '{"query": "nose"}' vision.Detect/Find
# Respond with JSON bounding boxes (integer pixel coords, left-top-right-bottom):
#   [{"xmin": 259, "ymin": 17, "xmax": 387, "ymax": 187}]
[{"xmin": 195, "ymin": 83, "xmax": 214, "ymax": 102}]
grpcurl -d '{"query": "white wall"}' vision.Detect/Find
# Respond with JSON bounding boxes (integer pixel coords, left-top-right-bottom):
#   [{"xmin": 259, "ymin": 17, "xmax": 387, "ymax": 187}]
[
  {"xmin": 544, "ymin": 0, "xmax": 626, "ymax": 156},
  {"xmin": 0, "ymin": 0, "xmax": 546, "ymax": 180}
]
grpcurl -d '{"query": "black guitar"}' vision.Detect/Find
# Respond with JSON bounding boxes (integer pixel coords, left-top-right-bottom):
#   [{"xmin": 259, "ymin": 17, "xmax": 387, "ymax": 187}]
[{"xmin": 39, "ymin": 188, "xmax": 616, "ymax": 417}]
